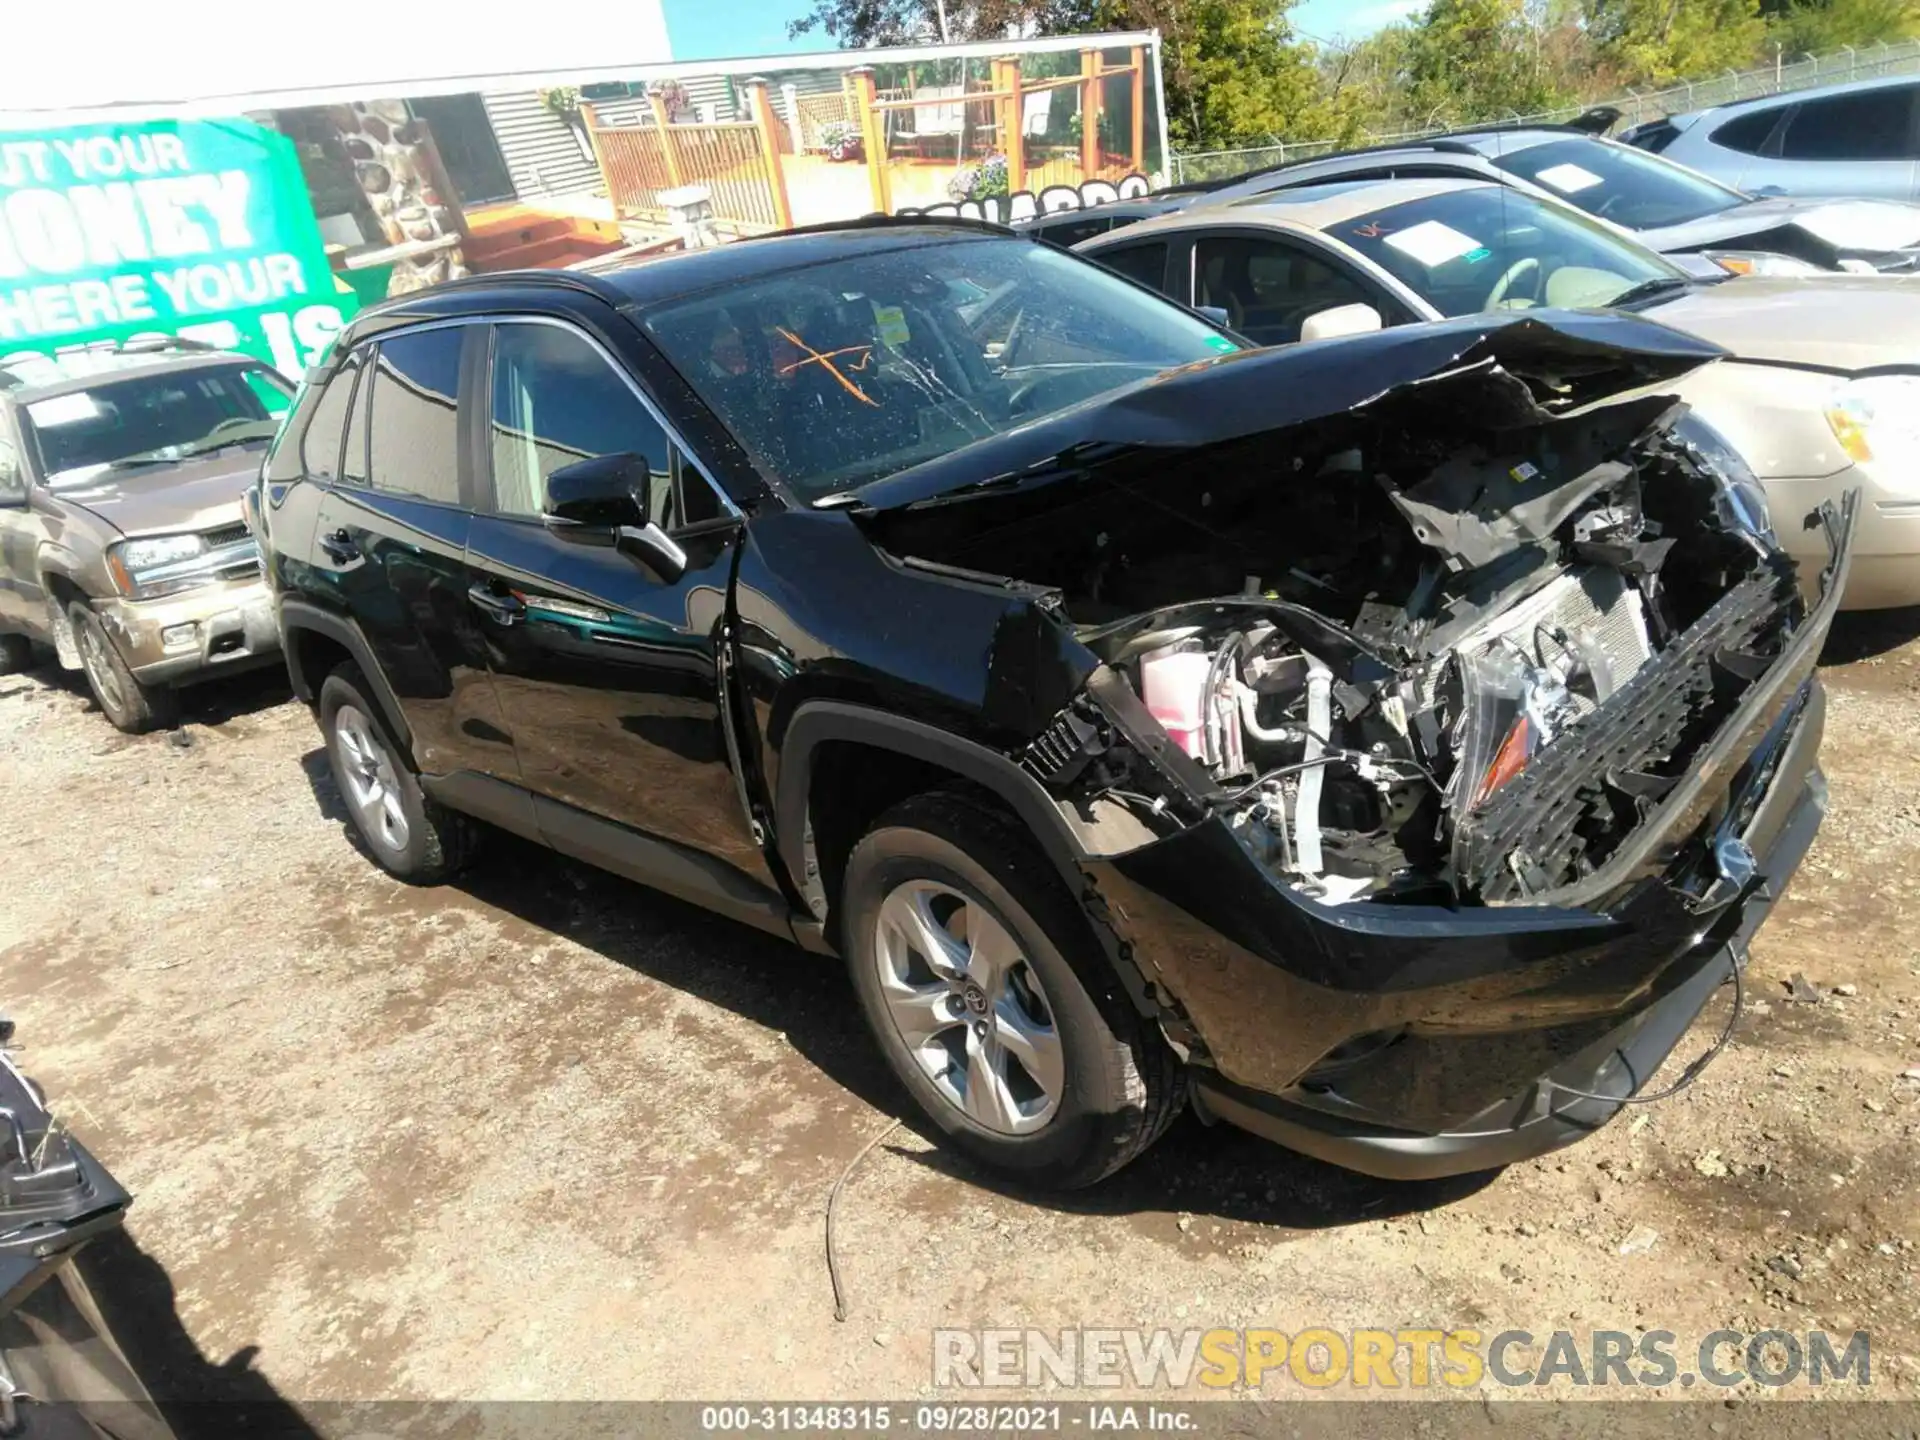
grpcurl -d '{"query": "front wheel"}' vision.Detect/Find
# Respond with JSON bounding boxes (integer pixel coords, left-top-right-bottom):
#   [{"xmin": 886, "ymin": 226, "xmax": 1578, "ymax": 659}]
[
  {"xmin": 68, "ymin": 602, "xmax": 176, "ymax": 734},
  {"xmin": 843, "ymin": 792, "xmax": 1186, "ymax": 1189},
  {"xmin": 318, "ymin": 663, "xmax": 475, "ymax": 882}
]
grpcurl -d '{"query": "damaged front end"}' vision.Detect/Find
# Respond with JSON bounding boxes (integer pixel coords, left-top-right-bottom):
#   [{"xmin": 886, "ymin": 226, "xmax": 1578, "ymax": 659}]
[{"xmin": 853, "ymin": 312, "xmax": 1856, "ymax": 1179}]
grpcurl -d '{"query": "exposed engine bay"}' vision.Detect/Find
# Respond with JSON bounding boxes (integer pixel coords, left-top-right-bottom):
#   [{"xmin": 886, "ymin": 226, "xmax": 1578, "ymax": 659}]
[{"xmin": 855, "ymin": 320, "xmax": 1805, "ymax": 909}]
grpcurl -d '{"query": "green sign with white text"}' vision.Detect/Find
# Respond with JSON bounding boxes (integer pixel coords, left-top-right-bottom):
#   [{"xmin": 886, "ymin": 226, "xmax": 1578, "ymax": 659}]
[{"xmin": 0, "ymin": 116, "xmax": 356, "ymax": 375}]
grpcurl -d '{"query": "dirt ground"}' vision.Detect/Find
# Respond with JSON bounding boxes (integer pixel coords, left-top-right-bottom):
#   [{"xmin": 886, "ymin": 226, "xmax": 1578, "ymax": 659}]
[{"xmin": 1, "ymin": 609, "xmax": 1917, "ymax": 1426}]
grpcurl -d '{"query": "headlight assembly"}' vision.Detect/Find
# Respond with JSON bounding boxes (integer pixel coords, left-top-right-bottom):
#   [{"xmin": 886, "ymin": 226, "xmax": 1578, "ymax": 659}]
[
  {"xmin": 1824, "ymin": 375, "xmax": 1920, "ymax": 482},
  {"xmin": 1673, "ymin": 412, "xmax": 1774, "ymax": 544},
  {"xmin": 106, "ymin": 533, "xmax": 210, "ymax": 599},
  {"xmin": 1702, "ymin": 250, "xmax": 1828, "ymax": 278}
]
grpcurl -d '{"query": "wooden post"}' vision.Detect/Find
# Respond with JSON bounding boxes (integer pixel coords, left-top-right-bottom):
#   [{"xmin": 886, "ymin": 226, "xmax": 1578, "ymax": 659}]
[
  {"xmin": 1080, "ymin": 49, "xmax": 1103, "ymax": 177},
  {"xmin": 848, "ymin": 66, "xmax": 890, "ymax": 213},
  {"xmin": 647, "ymin": 87, "xmax": 684, "ymax": 188},
  {"xmin": 1000, "ymin": 56, "xmax": 1025, "ymax": 192},
  {"xmin": 580, "ymin": 102, "xmax": 617, "ymax": 210},
  {"xmin": 1129, "ymin": 45, "xmax": 1146, "ymax": 173},
  {"xmin": 743, "ymin": 77, "xmax": 793, "ymax": 230}
]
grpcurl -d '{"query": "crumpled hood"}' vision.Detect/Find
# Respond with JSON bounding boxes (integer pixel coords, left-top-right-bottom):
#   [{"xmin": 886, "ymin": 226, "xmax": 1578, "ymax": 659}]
[
  {"xmin": 1644, "ymin": 274, "xmax": 1920, "ymax": 373},
  {"xmin": 849, "ymin": 308, "xmax": 1723, "ymax": 522},
  {"xmin": 53, "ymin": 449, "xmax": 262, "ymax": 538},
  {"xmin": 1644, "ymin": 195, "xmax": 1920, "ymax": 259}
]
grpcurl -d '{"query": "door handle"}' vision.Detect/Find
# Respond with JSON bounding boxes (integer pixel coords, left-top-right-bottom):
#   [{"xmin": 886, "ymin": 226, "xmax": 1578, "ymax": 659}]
[
  {"xmin": 318, "ymin": 528, "xmax": 360, "ymax": 565},
  {"xmin": 467, "ymin": 582, "xmax": 526, "ymax": 625}
]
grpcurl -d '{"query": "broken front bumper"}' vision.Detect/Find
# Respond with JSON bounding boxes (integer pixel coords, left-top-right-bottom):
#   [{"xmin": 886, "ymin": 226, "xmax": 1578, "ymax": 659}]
[
  {"xmin": 1086, "ymin": 497, "xmax": 1855, "ymax": 1181},
  {"xmin": 94, "ymin": 576, "xmax": 280, "ymax": 686}
]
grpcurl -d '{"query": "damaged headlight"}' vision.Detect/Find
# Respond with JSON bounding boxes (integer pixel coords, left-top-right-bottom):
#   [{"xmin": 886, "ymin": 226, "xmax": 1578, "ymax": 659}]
[
  {"xmin": 1825, "ymin": 376, "xmax": 1920, "ymax": 486},
  {"xmin": 1673, "ymin": 413, "xmax": 1774, "ymax": 544}
]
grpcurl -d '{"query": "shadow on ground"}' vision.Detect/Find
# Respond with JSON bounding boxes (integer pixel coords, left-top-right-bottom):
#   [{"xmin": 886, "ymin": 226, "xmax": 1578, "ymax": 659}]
[
  {"xmin": 77, "ymin": 1228, "xmax": 322, "ymax": 1440},
  {"xmin": 32, "ymin": 658, "xmax": 293, "ymax": 731},
  {"xmin": 1819, "ymin": 604, "xmax": 1920, "ymax": 665},
  {"xmin": 296, "ymin": 745, "xmax": 1494, "ymax": 1235}
]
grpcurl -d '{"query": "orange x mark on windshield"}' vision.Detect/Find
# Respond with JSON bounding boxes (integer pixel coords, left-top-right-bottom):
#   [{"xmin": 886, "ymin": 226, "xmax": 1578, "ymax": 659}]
[{"xmin": 775, "ymin": 326, "xmax": 878, "ymax": 406}]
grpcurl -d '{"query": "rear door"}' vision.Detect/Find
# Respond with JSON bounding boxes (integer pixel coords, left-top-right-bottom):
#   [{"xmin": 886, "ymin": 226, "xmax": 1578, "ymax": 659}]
[
  {"xmin": 1736, "ymin": 85, "xmax": 1919, "ymax": 199},
  {"xmin": 313, "ymin": 322, "xmax": 517, "ymax": 781},
  {"xmin": 462, "ymin": 318, "xmax": 771, "ymax": 883}
]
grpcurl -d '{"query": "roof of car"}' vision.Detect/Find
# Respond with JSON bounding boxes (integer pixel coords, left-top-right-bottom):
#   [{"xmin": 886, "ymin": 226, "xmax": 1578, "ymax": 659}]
[
  {"xmin": 0, "ymin": 345, "xmax": 258, "ymax": 403},
  {"xmin": 1672, "ymin": 71, "xmax": 1917, "ymax": 122},
  {"xmin": 1083, "ymin": 176, "xmax": 1494, "ymax": 244}
]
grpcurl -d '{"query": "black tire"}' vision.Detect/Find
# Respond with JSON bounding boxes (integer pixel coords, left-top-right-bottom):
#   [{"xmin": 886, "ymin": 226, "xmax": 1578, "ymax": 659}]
[
  {"xmin": 67, "ymin": 602, "xmax": 177, "ymax": 734},
  {"xmin": 0, "ymin": 634, "xmax": 31, "ymax": 675},
  {"xmin": 318, "ymin": 662, "xmax": 476, "ymax": 883},
  {"xmin": 842, "ymin": 791, "xmax": 1186, "ymax": 1189}
]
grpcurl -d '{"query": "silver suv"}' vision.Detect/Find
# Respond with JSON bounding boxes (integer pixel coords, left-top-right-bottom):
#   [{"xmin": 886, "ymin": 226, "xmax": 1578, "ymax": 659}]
[
  {"xmin": 1623, "ymin": 75, "xmax": 1920, "ymax": 202},
  {"xmin": 0, "ymin": 341, "xmax": 292, "ymax": 731}
]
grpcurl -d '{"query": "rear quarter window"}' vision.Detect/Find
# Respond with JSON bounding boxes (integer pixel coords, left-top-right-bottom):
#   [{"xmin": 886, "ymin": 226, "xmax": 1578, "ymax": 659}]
[{"xmin": 1710, "ymin": 106, "xmax": 1787, "ymax": 157}]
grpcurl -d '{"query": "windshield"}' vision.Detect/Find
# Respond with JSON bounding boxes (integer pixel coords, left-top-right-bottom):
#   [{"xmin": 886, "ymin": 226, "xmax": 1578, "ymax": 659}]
[
  {"xmin": 1334, "ymin": 186, "xmax": 1687, "ymax": 318},
  {"xmin": 1484, "ymin": 137, "xmax": 1746, "ymax": 229},
  {"xmin": 641, "ymin": 236, "xmax": 1239, "ymax": 499},
  {"xmin": 24, "ymin": 364, "xmax": 294, "ymax": 489}
]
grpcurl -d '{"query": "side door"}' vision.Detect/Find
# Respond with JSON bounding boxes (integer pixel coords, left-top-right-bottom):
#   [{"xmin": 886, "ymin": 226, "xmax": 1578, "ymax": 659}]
[
  {"xmin": 1740, "ymin": 86, "xmax": 1919, "ymax": 199},
  {"xmin": 463, "ymin": 318, "xmax": 773, "ymax": 888},
  {"xmin": 314, "ymin": 323, "xmax": 518, "ymax": 782},
  {"xmin": 1191, "ymin": 230, "xmax": 1406, "ymax": 345},
  {"xmin": 0, "ymin": 412, "xmax": 41, "ymax": 637}
]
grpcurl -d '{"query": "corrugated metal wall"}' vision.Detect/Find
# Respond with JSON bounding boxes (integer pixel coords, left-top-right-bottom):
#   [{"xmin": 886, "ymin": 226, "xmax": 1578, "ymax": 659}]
[{"xmin": 481, "ymin": 89, "xmax": 650, "ymax": 199}]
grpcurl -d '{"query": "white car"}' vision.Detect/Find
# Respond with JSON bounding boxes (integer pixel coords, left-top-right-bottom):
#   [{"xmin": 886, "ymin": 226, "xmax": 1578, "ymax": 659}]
[{"xmin": 1080, "ymin": 177, "xmax": 1920, "ymax": 608}]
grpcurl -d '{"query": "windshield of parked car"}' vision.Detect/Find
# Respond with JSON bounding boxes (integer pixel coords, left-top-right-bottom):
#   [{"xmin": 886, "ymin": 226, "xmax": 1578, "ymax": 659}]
[
  {"xmin": 1334, "ymin": 186, "xmax": 1688, "ymax": 318},
  {"xmin": 23, "ymin": 364, "xmax": 295, "ymax": 489},
  {"xmin": 641, "ymin": 236, "xmax": 1240, "ymax": 499},
  {"xmin": 1484, "ymin": 137, "xmax": 1746, "ymax": 229}
]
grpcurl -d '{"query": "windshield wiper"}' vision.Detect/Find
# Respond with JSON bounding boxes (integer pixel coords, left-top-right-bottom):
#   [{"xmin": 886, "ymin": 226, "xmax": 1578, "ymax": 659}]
[{"xmin": 1607, "ymin": 276, "xmax": 1693, "ymax": 308}]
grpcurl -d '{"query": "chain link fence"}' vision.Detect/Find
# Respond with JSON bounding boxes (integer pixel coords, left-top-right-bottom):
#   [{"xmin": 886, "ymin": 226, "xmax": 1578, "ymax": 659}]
[{"xmin": 1169, "ymin": 37, "xmax": 1920, "ymax": 185}]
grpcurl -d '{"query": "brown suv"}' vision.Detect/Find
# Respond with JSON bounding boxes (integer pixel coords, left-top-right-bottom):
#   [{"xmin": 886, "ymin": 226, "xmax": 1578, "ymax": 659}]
[{"xmin": 0, "ymin": 341, "xmax": 293, "ymax": 731}]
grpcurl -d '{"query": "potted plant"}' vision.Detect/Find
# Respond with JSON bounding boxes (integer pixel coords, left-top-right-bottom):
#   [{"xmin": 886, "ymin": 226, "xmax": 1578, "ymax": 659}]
[
  {"xmin": 820, "ymin": 119, "xmax": 864, "ymax": 161},
  {"xmin": 947, "ymin": 152, "xmax": 1010, "ymax": 203},
  {"xmin": 652, "ymin": 79, "xmax": 693, "ymax": 123}
]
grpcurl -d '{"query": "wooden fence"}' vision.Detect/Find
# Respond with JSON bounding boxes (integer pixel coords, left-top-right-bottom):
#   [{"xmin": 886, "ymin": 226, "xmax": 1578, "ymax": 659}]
[
  {"xmin": 794, "ymin": 91, "xmax": 852, "ymax": 151},
  {"xmin": 584, "ymin": 78, "xmax": 792, "ymax": 233}
]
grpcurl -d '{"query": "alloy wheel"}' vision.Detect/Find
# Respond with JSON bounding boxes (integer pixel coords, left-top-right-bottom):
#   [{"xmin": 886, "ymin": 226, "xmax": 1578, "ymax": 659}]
[
  {"xmin": 74, "ymin": 613, "xmax": 128, "ymax": 718},
  {"xmin": 333, "ymin": 704, "xmax": 411, "ymax": 853},
  {"xmin": 872, "ymin": 879, "xmax": 1065, "ymax": 1135}
]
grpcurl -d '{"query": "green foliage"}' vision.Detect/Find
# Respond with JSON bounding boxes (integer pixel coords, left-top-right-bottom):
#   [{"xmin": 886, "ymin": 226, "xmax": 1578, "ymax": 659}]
[
  {"xmin": 1584, "ymin": 0, "xmax": 1769, "ymax": 84},
  {"xmin": 785, "ymin": 0, "xmax": 1920, "ymax": 150}
]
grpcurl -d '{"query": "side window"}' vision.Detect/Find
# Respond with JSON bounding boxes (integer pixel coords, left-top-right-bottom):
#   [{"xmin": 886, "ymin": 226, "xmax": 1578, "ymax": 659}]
[
  {"xmin": 296, "ymin": 359, "xmax": 358, "ymax": 483},
  {"xmin": 340, "ymin": 347, "xmax": 371, "ymax": 486},
  {"xmin": 1194, "ymin": 235, "xmax": 1376, "ymax": 345},
  {"xmin": 1777, "ymin": 87, "xmax": 1916, "ymax": 161},
  {"xmin": 1095, "ymin": 242, "xmax": 1170, "ymax": 294},
  {"xmin": 1034, "ymin": 215, "xmax": 1114, "ymax": 249},
  {"xmin": 0, "ymin": 431, "xmax": 21, "ymax": 501},
  {"xmin": 1710, "ymin": 107, "xmax": 1787, "ymax": 157},
  {"xmin": 367, "ymin": 328, "xmax": 464, "ymax": 505},
  {"xmin": 488, "ymin": 322, "xmax": 677, "ymax": 525}
]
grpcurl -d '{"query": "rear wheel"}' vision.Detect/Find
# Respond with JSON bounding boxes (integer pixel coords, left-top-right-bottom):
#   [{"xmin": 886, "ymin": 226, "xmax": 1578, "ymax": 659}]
[
  {"xmin": 68, "ymin": 602, "xmax": 176, "ymax": 734},
  {"xmin": 318, "ymin": 663, "xmax": 474, "ymax": 882},
  {"xmin": 843, "ymin": 792, "xmax": 1186, "ymax": 1189}
]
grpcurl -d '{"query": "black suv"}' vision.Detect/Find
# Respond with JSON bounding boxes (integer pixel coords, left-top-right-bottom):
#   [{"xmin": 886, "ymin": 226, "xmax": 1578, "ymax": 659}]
[{"xmin": 255, "ymin": 219, "xmax": 1850, "ymax": 1189}]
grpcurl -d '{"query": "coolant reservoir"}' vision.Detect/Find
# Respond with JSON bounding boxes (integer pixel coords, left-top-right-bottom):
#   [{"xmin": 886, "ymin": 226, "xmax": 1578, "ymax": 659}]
[{"xmin": 1140, "ymin": 646, "xmax": 1213, "ymax": 761}]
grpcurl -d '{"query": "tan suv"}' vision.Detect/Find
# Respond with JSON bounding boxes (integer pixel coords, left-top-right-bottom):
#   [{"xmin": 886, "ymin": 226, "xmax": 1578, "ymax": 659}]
[{"xmin": 0, "ymin": 341, "xmax": 292, "ymax": 732}]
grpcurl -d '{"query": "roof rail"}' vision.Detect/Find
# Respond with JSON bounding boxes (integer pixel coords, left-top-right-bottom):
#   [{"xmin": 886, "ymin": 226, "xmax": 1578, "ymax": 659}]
[{"xmin": 359, "ymin": 266, "xmax": 627, "ymax": 314}]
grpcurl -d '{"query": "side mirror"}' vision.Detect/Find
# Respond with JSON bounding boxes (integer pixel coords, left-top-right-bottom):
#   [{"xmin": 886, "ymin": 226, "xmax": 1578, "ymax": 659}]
[
  {"xmin": 544, "ymin": 452, "xmax": 651, "ymax": 530},
  {"xmin": 1196, "ymin": 304, "xmax": 1233, "ymax": 329},
  {"xmin": 614, "ymin": 523, "xmax": 688, "ymax": 583},
  {"xmin": 1300, "ymin": 303, "xmax": 1384, "ymax": 344}
]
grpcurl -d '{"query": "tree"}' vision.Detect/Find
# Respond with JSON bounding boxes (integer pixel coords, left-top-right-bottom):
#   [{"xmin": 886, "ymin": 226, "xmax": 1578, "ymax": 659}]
[
  {"xmin": 787, "ymin": 0, "xmax": 1083, "ymax": 43},
  {"xmin": 1400, "ymin": 0, "xmax": 1577, "ymax": 126},
  {"xmin": 1764, "ymin": 0, "xmax": 1920, "ymax": 54},
  {"xmin": 1582, "ymin": 0, "xmax": 1768, "ymax": 85}
]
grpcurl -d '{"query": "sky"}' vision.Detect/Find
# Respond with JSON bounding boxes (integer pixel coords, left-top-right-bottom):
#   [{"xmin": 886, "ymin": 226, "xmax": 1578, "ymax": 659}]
[{"xmin": 659, "ymin": 0, "xmax": 1417, "ymax": 64}]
